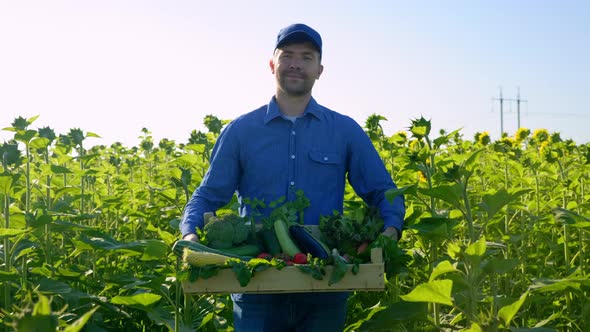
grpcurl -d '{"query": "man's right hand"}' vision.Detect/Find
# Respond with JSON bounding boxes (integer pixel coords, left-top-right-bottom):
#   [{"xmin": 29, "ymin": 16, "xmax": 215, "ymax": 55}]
[{"xmin": 182, "ymin": 233, "xmax": 199, "ymax": 242}]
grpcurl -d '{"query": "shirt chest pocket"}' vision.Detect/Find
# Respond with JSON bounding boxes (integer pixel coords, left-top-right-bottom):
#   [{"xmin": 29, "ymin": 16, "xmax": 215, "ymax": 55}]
[
  {"xmin": 309, "ymin": 151, "xmax": 341, "ymax": 165},
  {"xmin": 307, "ymin": 151, "xmax": 344, "ymax": 190}
]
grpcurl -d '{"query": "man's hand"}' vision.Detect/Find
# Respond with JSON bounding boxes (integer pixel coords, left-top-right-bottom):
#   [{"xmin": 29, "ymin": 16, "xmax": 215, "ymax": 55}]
[
  {"xmin": 357, "ymin": 227, "xmax": 399, "ymax": 254},
  {"xmin": 382, "ymin": 226, "xmax": 399, "ymax": 241},
  {"xmin": 182, "ymin": 233, "xmax": 199, "ymax": 242}
]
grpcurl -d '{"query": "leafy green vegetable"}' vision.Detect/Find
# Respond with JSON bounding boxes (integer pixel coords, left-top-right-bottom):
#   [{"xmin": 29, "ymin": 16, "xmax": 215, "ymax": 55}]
[
  {"xmin": 329, "ymin": 252, "xmax": 349, "ymax": 286},
  {"xmin": 296, "ymin": 257, "xmax": 326, "ymax": 280},
  {"xmin": 267, "ymin": 190, "xmax": 310, "ymax": 226},
  {"xmin": 186, "ymin": 265, "xmax": 221, "ymax": 282},
  {"xmin": 371, "ymin": 234, "xmax": 411, "ymax": 277},
  {"xmin": 228, "ymin": 260, "xmax": 252, "ymax": 287},
  {"xmin": 319, "ymin": 204, "xmax": 384, "ymax": 259}
]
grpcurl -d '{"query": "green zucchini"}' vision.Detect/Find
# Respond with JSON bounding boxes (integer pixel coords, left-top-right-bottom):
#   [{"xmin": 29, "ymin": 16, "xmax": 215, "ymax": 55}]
[
  {"xmin": 274, "ymin": 219, "xmax": 301, "ymax": 257},
  {"xmin": 222, "ymin": 244, "xmax": 261, "ymax": 257}
]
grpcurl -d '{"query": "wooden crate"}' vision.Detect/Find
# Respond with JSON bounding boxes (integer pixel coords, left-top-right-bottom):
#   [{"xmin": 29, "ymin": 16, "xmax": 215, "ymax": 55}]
[{"xmin": 182, "ymin": 247, "xmax": 384, "ymax": 294}]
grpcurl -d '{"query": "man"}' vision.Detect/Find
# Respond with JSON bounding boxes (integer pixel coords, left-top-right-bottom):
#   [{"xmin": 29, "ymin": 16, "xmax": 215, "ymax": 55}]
[{"xmin": 180, "ymin": 23, "xmax": 405, "ymax": 332}]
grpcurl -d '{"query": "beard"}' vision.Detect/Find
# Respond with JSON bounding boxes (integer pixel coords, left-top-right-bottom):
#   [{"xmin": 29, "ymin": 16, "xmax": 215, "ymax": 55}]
[{"xmin": 276, "ymin": 70, "xmax": 316, "ymax": 97}]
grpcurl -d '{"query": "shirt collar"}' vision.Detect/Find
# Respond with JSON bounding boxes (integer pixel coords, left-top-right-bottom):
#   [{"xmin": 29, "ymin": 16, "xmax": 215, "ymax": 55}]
[{"xmin": 264, "ymin": 96, "xmax": 323, "ymax": 125}]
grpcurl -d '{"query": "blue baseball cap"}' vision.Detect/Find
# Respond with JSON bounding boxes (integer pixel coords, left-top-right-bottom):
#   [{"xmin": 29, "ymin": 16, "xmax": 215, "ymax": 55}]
[{"xmin": 275, "ymin": 23, "xmax": 322, "ymax": 57}]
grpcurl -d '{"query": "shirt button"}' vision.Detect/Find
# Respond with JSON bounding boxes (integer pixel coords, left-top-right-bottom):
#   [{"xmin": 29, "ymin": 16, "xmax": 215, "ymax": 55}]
[
  {"xmin": 291, "ymin": 154, "xmax": 295, "ymax": 159},
  {"xmin": 292, "ymin": 131, "xmax": 296, "ymax": 135},
  {"xmin": 290, "ymin": 181, "xmax": 295, "ymax": 186},
  {"xmin": 323, "ymin": 157, "xmax": 328, "ymax": 161}
]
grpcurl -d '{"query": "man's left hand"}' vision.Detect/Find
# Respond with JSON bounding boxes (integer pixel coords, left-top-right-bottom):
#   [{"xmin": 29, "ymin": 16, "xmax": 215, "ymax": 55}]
[{"xmin": 382, "ymin": 226, "xmax": 399, "ymax": 241}]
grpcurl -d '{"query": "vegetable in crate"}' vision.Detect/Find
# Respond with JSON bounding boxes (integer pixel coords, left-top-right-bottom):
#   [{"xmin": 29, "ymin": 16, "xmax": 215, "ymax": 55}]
[
  {"xmin": 293, "ymin": 253, "xmax": 308, "ymax": 264},
  {"xmin": 222, "ymin": 244, "xmax": 261, "ymax": 257},
  {"xmin": 183, "ymin": 248, "xmax": 232, "ymax": 267},
  {"xmin": 289, "ymin": 224, "xmax": 330, "ymax": 259},
  {"xmin": 259, "ymin": 226, "xmax": 282, "ymax": 256},
  {"xmin": 319, "ymin": 205, "xmax": 384, "ymax": 259},
  {"xmin": 172, "ymin": 240, "xmax": 253, "ymax": 261},
  {"xmin": 203, "ymin": 214, "xmax": 250, "ymax": 249},
  {"xmin": 273, "ymin": 219, "xmax": 302, "ymax": 257}
]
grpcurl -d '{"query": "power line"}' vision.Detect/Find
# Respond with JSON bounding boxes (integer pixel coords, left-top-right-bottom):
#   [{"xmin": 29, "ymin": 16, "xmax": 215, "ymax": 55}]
[{"xmin": 524, "ymin": 112, "xmax": 590, "ymax": 117}]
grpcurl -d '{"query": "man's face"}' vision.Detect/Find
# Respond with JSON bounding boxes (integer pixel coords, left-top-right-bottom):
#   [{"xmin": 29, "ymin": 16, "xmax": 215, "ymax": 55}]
[{"xmin": 270, "ymin": 42, "xmax": 323, "ymax": 97}]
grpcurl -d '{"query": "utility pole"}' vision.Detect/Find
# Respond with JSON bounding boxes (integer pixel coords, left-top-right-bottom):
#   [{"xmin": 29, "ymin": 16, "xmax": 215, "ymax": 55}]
[
  {"xmin": 492, "ymin": 87, "xmax": 505, "ymax": 136},
  {"xmin": 515, "ymin": 87, "xmax": 528, "ymax": 129},
  {"xmin": 492, "ymin": 87, "xmax": 528, "ymax": 136}
]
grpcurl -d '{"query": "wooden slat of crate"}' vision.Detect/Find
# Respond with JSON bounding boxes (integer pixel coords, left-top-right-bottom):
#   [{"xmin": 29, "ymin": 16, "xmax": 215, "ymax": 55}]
[{"xmin": 182, "ymin": 248, "xmax": 385, "ymax": 294}]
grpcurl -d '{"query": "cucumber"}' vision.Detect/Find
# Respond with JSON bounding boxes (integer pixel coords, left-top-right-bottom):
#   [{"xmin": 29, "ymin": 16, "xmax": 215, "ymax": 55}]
[
  {"xmin": 261, "ymin": 228, "xmax": 282, "ymax": 256},
  {"xmin": 172, "ymin": 240, "xmax": 252, "ymax": 260},
  {"xmin": 222, "ymin": 244, "xmax": 261, "ymax": 257}
]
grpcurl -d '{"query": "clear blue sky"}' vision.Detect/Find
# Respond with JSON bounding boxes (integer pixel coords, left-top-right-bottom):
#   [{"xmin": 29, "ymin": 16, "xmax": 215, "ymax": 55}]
[{"xmin": 1, "ymin": 1, "xmax": 589, "ymax": 147}]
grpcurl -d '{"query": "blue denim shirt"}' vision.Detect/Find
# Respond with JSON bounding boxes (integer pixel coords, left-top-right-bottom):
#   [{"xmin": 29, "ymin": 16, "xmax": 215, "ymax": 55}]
[{"xmin": 180, "ymin": 97, "xmax": 405, "ymax": 237}]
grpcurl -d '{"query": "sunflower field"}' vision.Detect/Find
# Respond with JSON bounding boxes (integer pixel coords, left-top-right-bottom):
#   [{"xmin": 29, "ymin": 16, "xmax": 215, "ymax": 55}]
[{"xmin": 1, "ymin": 114, "xmax": 589, "ymax": 331}]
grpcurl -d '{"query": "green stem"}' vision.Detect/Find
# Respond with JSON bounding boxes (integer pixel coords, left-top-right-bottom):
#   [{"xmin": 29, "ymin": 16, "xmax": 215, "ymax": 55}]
[
  {"xmin": 183, "ymin": 295, "xmax": 192, "ymax": 329},
  {"xmin": 490, "ymin": 272, "xmax": 498, "ymax": 327},
  {"xmin": 424, "ymin": 135, "xmax": 441, "ymax": 327},
  {"xmin": 563, "ymin": 224, "xmax": 570, "ymax": 270},
  {"xmin": 562, "ymin": 217, "xmax": 571, "ymax": 326},
  {"xmin": 504, "ymin": 161, "xmax": 510, "ymax": 248},
  {"xmin": 464, "ymin": 263, "xmax": 476, "ymax": 322},
  {"xmin": 3, "ymin": 193, "xmax": 11, "ymax": 311},
  {"xmin": 563, "ymin": 197, "xmax": 572, "ymax": 322},
  {"xmin": 394, "ymin": 274, "xmax": 400, "ymax": 302},
  {"xmin": 580, "ymin": 177, "xmax": 586, "ymax": 274},
  {"xmin": 25, "ymin": 146, "xmax": 31, "ymax": 212},
  {"xmin": 535, "ymin": 171, "xmax": 540, "ymax": 216},
  {"xmin": 430, "ymin": 243, "xmax": 440, "ymax": 327},
  {"xmin": 425, "ymin": 136, "xmax": 436, "ymax": 215},
  {"xmin": 44, "ymin": 148, "xmax": 52, "ymax": 264},
  {"xmin": 79, "ymin": 146, "xmax": 85, "ymax": 216},
  {"xmin": 175, "ymin": 257, "xmax": 183, "ymax": 332},
  {"xmin": 462, "ymin": 181, "xmax": 475, "ymax": 242}
]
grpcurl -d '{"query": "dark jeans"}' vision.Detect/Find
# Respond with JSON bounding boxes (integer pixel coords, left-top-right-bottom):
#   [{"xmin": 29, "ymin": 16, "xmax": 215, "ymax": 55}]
[{"xmin": 231, "ymin": 292, "xmax": 349, "ymax": 332}]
